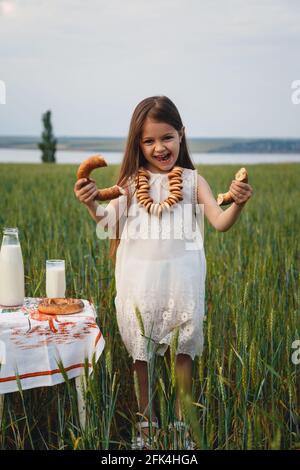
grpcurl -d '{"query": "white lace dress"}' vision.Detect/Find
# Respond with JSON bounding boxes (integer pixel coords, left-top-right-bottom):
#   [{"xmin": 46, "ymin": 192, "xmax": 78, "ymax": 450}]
[{"xmin": 114, "ymin": 168, "xmax": 206, "ymax": 363}]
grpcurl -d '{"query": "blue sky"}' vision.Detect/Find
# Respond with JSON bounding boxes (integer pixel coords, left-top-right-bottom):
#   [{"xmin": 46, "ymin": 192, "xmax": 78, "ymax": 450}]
[{"xmin": 0, "ymin": 0, "xmax": 299, "ymax": 137}]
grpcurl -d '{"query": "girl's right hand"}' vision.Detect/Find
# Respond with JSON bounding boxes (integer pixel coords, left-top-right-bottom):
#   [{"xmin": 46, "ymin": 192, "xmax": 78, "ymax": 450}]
[{"xmin": 74, "ymin": 178, "xmax": 99, "ymax": 206}]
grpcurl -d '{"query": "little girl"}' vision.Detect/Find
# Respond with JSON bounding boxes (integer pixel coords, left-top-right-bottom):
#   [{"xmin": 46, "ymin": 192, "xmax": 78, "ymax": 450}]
[{"xmin": 74, "ymin": 95, "xmax": 253, "ymax": 449}]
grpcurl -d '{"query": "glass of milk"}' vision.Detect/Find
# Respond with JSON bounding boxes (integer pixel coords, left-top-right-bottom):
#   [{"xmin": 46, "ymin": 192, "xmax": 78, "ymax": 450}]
[{"xmin": 46, "ymin": 259, "xmax": 66, "ymax": 298}]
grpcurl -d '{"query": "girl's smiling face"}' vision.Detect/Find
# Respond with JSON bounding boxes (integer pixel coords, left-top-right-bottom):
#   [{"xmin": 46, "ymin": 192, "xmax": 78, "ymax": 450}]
[{"xmin": 140, "ymin": 118, "xmax": 184, "ymax": 173}]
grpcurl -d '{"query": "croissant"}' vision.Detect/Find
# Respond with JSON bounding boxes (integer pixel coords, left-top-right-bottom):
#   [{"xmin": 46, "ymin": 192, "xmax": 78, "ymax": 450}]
[
  {"xmin": 77, "ymin": 155, "xmax": 125, "ymax": 201},
  {"xmin": 217, "ymin": 167, "xmax": 248, "ymax": 206}
]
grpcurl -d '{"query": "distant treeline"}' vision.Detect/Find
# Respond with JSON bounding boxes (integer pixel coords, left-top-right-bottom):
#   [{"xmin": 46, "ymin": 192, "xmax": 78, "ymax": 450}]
[{"xmin": 0, "ymin": 136, "xmax": 300, "ymax": 153}]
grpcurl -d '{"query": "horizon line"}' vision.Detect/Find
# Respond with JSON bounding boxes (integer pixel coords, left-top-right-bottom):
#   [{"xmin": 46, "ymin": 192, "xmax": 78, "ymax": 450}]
[{"xmin": 1, "ymin": 135, "xmax": 300, "ymax": 140}]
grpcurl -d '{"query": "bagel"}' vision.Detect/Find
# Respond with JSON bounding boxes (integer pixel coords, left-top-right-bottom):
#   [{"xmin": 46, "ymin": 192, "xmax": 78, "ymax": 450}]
[
  {"xmin": 137, "ymin": 188, "xmax": 149, "ymax": 195},
  {"xmin": 169, "ymin": 184, "xmax": 183, "ymax": 191},
  {"xmin": 161, "ymin": 201, "xmax": 171, "ymax": 211},
  {"xmin": 166, "ymin": 195, "xmax": 179, "ymax": 204},
  {"xmin": 172, "ymin": 166, "xmax": 183, "ymax": 172},
  {"xmin": 145, "ymin": 201, "xmax": 153, "ymax": 212},
  {"xmin": 169, "ymin": 177, "xmax": 182, "ymax": 182},
  {"xmin": 138, "ymin": 170, "xmax": 150, "ymax": 178},
  {"xmin": 168, "ymin": 178, "xmax": 182, "ymax": 185},
  {"xmin": 217, "ymin": 167, "xmax": 248, "ymax": 206},
  {"xmin": 77, "ymin": 155, "xmax": 126, "ymax": 201},
  {"xmin": 168, "ymin": 169, "xmax": 183, "ymax": 177},
  {"xmin": 150, "ymin": 203, "xmax": 160, "ymax": 216},
  {"xmin": 140, "ymin": 198, "xmax": 153, "ymax": 206},
  {"xmin": 172, "ymin": 192, "xmax": 183, "ymax": 200},
  {"xmin": 136, "ymin": 178, "xmax": 149, "ymax": 189},
  {"xmin": 38, "ymin": 298, "xmax": 85, "ymax": 315}
]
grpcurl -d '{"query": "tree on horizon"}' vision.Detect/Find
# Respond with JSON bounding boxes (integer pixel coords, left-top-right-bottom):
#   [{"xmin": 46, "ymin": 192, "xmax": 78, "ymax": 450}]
[{"xmin": 38, "ymin": 110, "xmax": 57, "ymax": 163}]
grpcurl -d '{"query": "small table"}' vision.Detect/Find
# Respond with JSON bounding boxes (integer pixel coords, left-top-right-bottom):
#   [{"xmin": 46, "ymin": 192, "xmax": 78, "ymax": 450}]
[{"xmin": 0, "ymin": 297, "xmax": 105, "ymax": 428}]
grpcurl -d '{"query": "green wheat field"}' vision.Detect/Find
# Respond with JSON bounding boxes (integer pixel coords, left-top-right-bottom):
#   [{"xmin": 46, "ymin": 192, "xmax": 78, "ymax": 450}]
[{"xmin": 0, "ymin": 162, "xmax": 299, "ymax": 450}]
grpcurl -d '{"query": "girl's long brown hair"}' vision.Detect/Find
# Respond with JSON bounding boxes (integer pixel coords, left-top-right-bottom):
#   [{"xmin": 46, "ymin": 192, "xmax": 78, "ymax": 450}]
[{"xmin": 109, "ymin": 95, "xmax": 195, "ymax": 265}]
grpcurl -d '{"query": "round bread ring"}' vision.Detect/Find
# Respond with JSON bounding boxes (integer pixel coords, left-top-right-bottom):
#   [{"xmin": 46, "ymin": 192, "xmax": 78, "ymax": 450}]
[
  {"xmin": 161, "ymin": 201, "xmax": 171, "ymax": 211},
  {"xmin": 168, "ymin": 192, "xmax": 180, "ymax": 199},
  {"xmin": 137, "ymin": 182, "xmax": 150, "ymax": 188},
  {"xmin": 171, "ymin": 175, "xmax": 183, "ymax": 180},
  {"xmin": 170, "ymin": 190, "xmax": 183, "ymax": 197},
  {"xmin": 157, "ymin": 205, "xmax": 163, "ymax": 218},
  {"xmin": 77, "ymin": 155, "xmax": 126, "ymax": 201},
  {"xmin": 167, "ymin": 194, "xmax": 180, "ymax": 202},
  {"xmin": 137, "ymin": 194, "xmax": 150, "ymax": 201},
  {"xmin": 169, "ymin": 178, "xmax": 183, "ymax": 183},
  {"xmin": 38, "ymin": 298, "xmax": 85, "ymax": 315},
  {"xmin": 145, "ymin": 201, "xmax": 153, "ymax": 212},
  {"xmin": 169, "ymin": 180, "xmax": 183, "ymax": 186},
  {"xmin": 172, "ymin": 191, "xmax": 183, "ymax": 197},
  {"xmin": 138, "ymin": 195, "xmax": 152, "ymax": 203},
  {"xmin": 170, "ymin": 166, "xmax": 181, "ymax": 171},
  {"xmin": 138, "ymin": 170, "xmax": 150, "ymax": 178},
  {"xmin": 138, "ymin": 193, "xmax": 152, "ymax": 200},
  {"xmin": 138, "ymin": 188, "xmax": 150, "ymax": 194},
  {"xmin": 169, "ymin": 169, "xmax": 183, "ymax": 177},
  {"xmin": 136, "ymin": 188, "xmax": 149, "ymax": 194},
  {"xmin": 171, "ymin": 192, "xmax": 183, "ymax": 199},
  {"xmin": 136, "ymin": 179, "xmax": 149, "ymax": 189},
  {"xmin": 137, "ymin": 187, "xmax": 150, "ymax": 194},
  {"xmin": 150, "ymin": 203, "xmax": 159, "ymax": 215},
  {"xmin": 217, "ymin": 167, "xmax": 248, "ymax": 206},
  {"xmin": 169, "ymin": 184, "xmax": 182, "ymax": 189},
  {"xmin": 137, "ymin": 176, "xmax": 149, "ymax": 182},
  {"xmin": 168, "ymin": 176, "xmax": 182, "ymax": 182},
  {"xmin": 170, "ymin": 178, "xmax": 182, "ymax": 182},
  {"xmin": 140, "ymin": 198, "xmax": 153, "ymax": 206}
]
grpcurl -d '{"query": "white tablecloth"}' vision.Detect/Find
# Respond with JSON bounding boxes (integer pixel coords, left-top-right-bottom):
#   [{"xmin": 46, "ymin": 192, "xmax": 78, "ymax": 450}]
[{"xmin": 0, "ymin": 298, "xmax": 105, "ymax": 394}]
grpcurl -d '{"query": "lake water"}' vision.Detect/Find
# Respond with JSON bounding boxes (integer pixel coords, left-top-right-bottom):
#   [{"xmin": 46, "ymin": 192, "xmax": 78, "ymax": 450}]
[{"xmin": 0, "ymin": 148, "xmax": 300, "ymax": 165}]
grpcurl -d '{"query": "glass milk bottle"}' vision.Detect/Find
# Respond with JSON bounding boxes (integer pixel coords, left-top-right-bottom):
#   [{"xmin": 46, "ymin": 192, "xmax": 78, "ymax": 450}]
[{"xmin": 0, "ymin": 227, "xmax": 25, "ymax": 307}]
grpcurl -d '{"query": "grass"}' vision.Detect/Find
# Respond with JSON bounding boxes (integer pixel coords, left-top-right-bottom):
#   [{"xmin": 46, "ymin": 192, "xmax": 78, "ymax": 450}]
[{"xmin": 0, "ymin": 162, "xmax": 299, "ymax": 449}]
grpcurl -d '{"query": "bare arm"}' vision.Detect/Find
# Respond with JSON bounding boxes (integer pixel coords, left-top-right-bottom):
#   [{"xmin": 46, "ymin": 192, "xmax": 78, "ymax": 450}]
[
  {"xmin": 86, "ymin": 197, "xmax": 129, "ymax": 230},
  {"xmin": 85, "ymin": 200, "xmax": 106, "ymax": 224},
  {"xmin": 197, "ymin": 174, "xmax": 252, "ymax": 232}
]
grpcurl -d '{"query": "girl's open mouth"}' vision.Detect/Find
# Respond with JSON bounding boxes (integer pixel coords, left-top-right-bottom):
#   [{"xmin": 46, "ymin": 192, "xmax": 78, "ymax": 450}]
[{"xmin": 153, "ymin": 153, "xmax": 171, "ymax": 163}]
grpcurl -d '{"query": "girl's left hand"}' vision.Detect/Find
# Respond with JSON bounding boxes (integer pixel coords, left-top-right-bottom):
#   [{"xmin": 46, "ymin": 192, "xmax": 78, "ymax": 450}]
[{"xmin": 229, "ymin": 180, "xmax": 253, "ymax": 206}]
